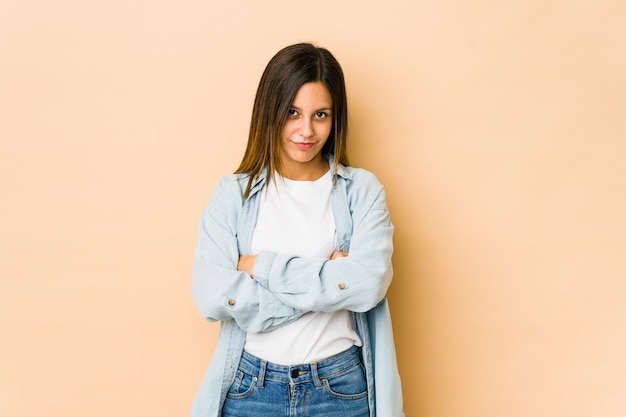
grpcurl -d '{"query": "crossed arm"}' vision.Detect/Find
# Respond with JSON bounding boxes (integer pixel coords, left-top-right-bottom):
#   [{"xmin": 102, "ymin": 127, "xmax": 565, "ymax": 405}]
[{"xmin": 192, "ymin": 174, "xmax": 393, "ymax": 333}]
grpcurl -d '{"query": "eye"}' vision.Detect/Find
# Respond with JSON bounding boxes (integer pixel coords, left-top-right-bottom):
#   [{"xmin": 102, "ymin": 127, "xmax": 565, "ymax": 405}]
[
  {"xmin": 288, "ymin": 108, "xmax": 299, "ymax": 117},
  {"xmin": 315, "ymin": 111, "xmax": 329, "ymax": 119}
]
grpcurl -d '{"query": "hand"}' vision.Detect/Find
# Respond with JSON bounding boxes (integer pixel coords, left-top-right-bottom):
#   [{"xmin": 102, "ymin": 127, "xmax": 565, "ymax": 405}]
[
  {"xmin": 329, "ymin": 251, "xmax": 348, "ymax": 260},
  {"xmin": 237, "ymin": 255, "xmax": 257, "ymax": 278}
]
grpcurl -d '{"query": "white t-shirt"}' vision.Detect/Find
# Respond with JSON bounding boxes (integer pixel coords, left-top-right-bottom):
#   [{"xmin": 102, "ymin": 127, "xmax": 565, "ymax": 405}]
[{"xmin": 244, "ymin": 170, "xmax": 361, "ymax": 365}]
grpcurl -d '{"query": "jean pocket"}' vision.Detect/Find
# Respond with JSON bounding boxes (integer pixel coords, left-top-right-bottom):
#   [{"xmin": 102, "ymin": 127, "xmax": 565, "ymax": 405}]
[
  {"xmin": 226, "ymin": 369, "xmax": 257, "ymax": 399},
  {"xmin": 322, "ymin": 362, "xmax": 368, "ymax": 400}
]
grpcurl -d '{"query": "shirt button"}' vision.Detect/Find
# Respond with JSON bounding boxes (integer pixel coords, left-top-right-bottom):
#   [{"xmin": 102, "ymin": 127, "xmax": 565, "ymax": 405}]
[
  {"xmin": 338, "ymin": 282, "xmax": 346, "ymax": 290},
  {"xmin": 227, "ymin": 299, "xmax": 235, "ymax": 306}
]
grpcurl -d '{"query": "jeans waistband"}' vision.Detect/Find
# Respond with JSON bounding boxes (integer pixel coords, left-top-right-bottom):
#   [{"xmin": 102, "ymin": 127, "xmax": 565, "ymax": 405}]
[{"xmin": 239, "ymin": 345, "xmax": 361, "ymax": 388}]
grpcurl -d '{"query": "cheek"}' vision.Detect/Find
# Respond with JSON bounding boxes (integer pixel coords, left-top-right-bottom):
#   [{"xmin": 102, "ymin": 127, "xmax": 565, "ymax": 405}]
[
  {"xmin": 319, "ymin": 121, "xmax": 333, "ymax": 138},
  {"xmin": 280, "ymin": 126, "xmax": 291, "ymax": 141},
  {"xmin": 281, "ymin": 121, "xmax": 297, "ymax": 139}
]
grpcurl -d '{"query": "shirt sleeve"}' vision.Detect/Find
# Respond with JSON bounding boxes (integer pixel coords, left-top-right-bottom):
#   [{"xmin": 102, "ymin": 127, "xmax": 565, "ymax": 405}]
[
  {"xmin": 191, "ymin": 177, "xmax": 305, "ymax": 333},
  {"xmin": 251, "ymin": 172, "xmax": 394, "ymax": 313}
]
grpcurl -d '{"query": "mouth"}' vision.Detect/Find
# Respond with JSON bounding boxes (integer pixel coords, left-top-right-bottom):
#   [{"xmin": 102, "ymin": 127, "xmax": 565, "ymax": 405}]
[{"xmin": 292, "ymin": 141, "xmax": 316, "ymax": 150}]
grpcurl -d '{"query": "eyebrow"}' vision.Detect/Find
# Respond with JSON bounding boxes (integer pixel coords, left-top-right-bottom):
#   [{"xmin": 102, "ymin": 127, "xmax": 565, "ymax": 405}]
[{"xmin": 291, "ymin": 106, "xmax": 333, "ymax": 112}]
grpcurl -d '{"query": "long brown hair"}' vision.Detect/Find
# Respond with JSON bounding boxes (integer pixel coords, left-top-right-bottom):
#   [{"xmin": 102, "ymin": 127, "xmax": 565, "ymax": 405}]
[{"xmin": 235, "ymin": 43, "xmax": 349, "ymax": 198}]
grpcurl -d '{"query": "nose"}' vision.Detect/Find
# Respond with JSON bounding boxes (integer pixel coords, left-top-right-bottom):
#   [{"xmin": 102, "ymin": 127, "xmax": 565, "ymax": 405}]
[{"xmin": 299, "ymin": 118, "xmax": 314, "ymax": 139}]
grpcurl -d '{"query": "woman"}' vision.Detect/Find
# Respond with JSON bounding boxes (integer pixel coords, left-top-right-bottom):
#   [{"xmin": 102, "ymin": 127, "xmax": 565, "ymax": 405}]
[{"xmin": 191, "ymin": 43, "xmax": 404, "ymax": 417}]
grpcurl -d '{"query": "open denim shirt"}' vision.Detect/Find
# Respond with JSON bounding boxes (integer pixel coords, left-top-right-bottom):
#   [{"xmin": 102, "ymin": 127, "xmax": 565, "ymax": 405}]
[{"xmin": 190, "ymin": 155, "xmax": 404, "ymax": 416}]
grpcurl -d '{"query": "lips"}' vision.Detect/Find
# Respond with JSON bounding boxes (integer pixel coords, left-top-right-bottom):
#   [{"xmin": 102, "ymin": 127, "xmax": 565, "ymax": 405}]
[{"xmin": 292, "ymin": 142, "xmax": 315, "ymax": 150}]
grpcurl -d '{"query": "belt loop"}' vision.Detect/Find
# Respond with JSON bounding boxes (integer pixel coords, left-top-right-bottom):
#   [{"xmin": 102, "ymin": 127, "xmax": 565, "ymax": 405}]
[
  {"xmin": 311, "ymin": 362, "xmax": 322, "ymax": 389},
  {"xmin": 257, "ymin": 360, "xmax": 267, "ymax": 388}
]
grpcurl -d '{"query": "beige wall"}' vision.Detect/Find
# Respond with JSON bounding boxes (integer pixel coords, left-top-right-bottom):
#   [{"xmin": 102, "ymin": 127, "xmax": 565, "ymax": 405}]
[{"xmin": 1, "ymin": 1, "xmax": 625, "ymax": 416}]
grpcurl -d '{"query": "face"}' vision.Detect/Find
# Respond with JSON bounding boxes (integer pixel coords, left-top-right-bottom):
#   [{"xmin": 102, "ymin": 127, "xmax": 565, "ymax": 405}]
[{"xmin": 279, "ymin": 81, "xmax": 333, "ymax": 179}]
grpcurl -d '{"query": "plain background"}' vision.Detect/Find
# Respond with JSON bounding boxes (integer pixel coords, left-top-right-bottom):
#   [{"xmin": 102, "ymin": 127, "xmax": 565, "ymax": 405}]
[{"xmin": 1, "ymin": 1, "xmax": 625, "ymax": 416}]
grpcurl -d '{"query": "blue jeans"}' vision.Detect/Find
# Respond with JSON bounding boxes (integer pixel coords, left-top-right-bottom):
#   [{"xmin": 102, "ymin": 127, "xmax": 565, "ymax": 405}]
[{"xmin": 222, "ymin": 345, "xmax": 370, "ymax": 417}]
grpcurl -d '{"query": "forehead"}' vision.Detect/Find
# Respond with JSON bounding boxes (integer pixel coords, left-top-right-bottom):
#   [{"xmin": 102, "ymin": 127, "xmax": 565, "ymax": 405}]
[{"xmin": 292, "ymin": 82, "xmax": 332, "ymax": 107}]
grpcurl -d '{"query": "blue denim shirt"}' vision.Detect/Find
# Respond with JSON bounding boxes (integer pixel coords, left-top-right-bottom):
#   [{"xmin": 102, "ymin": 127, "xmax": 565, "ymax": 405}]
[{"xmin": 190, "ymin": 156, "xmax": 404, "ymax": 416}]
